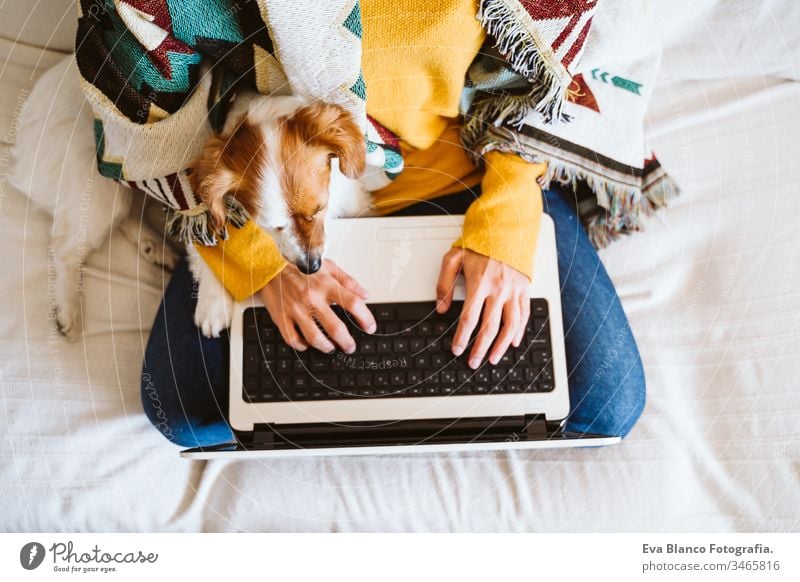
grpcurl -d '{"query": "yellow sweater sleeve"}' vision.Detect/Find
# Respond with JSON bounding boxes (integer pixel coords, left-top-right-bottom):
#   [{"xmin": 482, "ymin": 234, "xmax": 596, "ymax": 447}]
[
  {"xmin": 453, "ymin": 151, "xmax": 546, "ymax": 281},
  {"xmin": 194, "ymin": 220, "xmax": 287, "ymax": 302}
]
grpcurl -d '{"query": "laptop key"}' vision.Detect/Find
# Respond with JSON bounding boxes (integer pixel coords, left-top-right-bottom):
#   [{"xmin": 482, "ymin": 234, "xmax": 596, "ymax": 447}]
[
  {"xmin": 393, "ymin": 339, "xmax": 409, "ymax": 352},
  {"xmin": 374, "ymin": 306, "xmax": 395, "ymax": 321},
  {"xmin": 410, "ymin": 339, "xmax": 426, "ymax": 352},
  {"xmin": 531, "ymin": 349, "xmax": 550, "ymax": 364},
  {"xmin": 407, "ymin": 371, "xmax": 423, "ymax": 385},
  {"xmin": 414, "ymin": 355, "xmax": 430, "ymax": 368}
]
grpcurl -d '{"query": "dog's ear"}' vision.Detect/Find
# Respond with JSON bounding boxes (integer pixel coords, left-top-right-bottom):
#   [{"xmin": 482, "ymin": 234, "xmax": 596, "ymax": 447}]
[
  {"xmin": 294, "ymin": 102, "xmax": 366, "ymax": 179},
  {"xmin": 188, "ymin": 133, "xmax": 240, "ymax": 231}
]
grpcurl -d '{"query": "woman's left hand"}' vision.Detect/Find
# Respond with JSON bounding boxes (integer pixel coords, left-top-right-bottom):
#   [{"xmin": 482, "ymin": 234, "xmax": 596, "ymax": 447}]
[{"xmin": 436, "ymin": 247, "xmax": 531, "ymax": 369}]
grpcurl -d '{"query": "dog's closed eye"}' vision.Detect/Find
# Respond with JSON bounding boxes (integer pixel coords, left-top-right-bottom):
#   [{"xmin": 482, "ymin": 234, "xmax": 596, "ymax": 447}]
[{"xmin": 300, "ymin": 206, "xmax": 326, "ymax": 222}]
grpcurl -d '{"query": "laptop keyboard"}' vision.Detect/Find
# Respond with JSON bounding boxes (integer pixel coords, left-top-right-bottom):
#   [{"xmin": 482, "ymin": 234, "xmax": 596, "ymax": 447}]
[{"xmin": 242, "ymin": 299, "xmax": 555, "ymax": 403}]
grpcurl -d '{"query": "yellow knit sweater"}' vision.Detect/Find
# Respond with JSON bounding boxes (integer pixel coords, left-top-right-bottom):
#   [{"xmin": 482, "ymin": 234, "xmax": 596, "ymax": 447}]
[{"xmin": 199, "ymin": 0, "xmax": 544, "ymax": 301}]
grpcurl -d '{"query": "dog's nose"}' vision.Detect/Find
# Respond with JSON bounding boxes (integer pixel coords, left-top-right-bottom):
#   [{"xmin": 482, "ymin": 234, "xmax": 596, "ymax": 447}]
[{"xmin": 297, "ymin": 255, "xmax": 322, "ymax": 275}]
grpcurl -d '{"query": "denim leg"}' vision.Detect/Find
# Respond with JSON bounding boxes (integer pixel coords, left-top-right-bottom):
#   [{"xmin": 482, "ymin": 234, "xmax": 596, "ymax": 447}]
[
  {"xmin": 542, "ymin": 188, "xmax": 646, "ymax": 438},
  {"xmin": 139, "ymin": 188, "xmax": 645, "ymax": 445},
  {"xmin": 141, "ymin": 255, "xmax": 234, "ymax": 447}
]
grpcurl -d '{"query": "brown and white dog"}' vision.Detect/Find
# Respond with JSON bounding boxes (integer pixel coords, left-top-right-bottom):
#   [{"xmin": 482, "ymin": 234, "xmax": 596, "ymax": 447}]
[
  {"xmin": 185, "ymin": 92, "xmax": 372, "ymax": 336},
  {"xmin": 12, "ymin": 57, "xmax": 371, "ymax": 340}
]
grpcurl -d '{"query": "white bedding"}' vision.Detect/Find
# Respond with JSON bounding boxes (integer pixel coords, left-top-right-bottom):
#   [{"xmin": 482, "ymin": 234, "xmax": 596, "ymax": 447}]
[{"xmin": 1, "ymin": 3, "xmax": 799, "ymax": 532}]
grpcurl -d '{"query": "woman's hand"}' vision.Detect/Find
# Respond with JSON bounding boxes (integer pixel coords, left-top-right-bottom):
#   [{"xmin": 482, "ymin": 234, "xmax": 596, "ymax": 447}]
[
  {"xmin": 258, "ymin": 259, "xmax": 376, "ymax": 354},
  {"xmin": 436, "ymin": 247, "xmax": 530, "ymax": 369}
]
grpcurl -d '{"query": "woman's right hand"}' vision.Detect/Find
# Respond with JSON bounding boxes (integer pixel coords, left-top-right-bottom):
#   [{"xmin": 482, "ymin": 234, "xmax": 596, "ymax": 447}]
[{"xmin": 258, "ymin": 259, "xmax": 376, "ymax": 354}]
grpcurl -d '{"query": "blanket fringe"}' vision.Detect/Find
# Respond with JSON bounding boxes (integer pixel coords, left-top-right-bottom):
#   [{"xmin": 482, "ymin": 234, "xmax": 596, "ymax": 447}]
[
  {"xmin": 166, "ymin": 197, "xmax": 250, "ymax": 246},
  {"xmin": 543, "ymin": 164, "xmax": 681, "ymax": 249},
  {"xmin": 467, "ymin": 133, "xmax": 680, "ymax": 249},
  {"xmin": 476, "ymin": 0, "xmax": 570, "ymax": 124}
]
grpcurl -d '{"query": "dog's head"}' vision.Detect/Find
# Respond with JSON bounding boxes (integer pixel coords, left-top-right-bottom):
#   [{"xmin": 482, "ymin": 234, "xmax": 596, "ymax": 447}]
[{"xmin": 189, "ymin": 96, "xmax": 365, "ymax": 274}]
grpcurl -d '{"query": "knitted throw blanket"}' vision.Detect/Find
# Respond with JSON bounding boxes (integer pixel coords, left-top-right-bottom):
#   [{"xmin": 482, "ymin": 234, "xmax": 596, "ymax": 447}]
[{"xmin": 76, "ymin": 0, "xmax": 677, "ymax": 248}]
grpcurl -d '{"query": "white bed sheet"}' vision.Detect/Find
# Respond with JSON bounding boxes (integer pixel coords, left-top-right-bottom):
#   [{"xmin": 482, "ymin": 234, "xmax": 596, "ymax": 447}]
[{"xmin": 1, "ymin": 19, "xmax": 799, "ymax": 531}]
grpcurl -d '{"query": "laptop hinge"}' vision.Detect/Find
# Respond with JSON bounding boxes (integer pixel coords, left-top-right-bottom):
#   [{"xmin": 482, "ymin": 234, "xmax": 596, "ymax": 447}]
[
  {"xmin": 245, "ymin": 415, "xmax": 551, "ymax": 451},
  {"xmin": 251, "ymin": 423, "xmax": 275, "ymax": 446},
  {"xmin": 523, "ymin": 414, "xmax": 548, "ymax": 438}
]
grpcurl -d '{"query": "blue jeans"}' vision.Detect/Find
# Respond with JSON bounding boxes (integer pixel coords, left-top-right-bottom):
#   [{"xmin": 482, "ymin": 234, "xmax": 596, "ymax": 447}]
[{"xmin": 141, "ymin": 187, "xmax": 646, "ymax": 447}]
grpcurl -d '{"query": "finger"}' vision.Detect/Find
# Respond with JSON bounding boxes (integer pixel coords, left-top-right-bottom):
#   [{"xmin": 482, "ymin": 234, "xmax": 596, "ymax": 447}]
[
  {"xmin": 267, "ymin": 307, "xmax": 307, "ymax": 352},
  {"xmin": 514, "ymin": 294, "xmax": 530, "ymax": 347},
  {"xmin": 315, "ymin": 303, "xmax": 356, "ymax": 354},
  {"xmin": 337, "ymin": 286, "xmax": 377, "ymax": 334},
  {"xmin": 452, "ymin": 284, "xmax": 486, "ymax": 358},
  {"xmin": 294, "ymin": 305, "xmax": 336, "ymax": 354},
  {"xmin": 436, "ymin": 249, "xmax": 463, "ymax": 313},
  {"xmin": 326, "ymin": 260, "xmax": 369, "ymax": 299},
  {"xmin": 467, "ymin": 296, "xmax": 504, "ymax": 369},
  {"xmin": 489, "ymin": 299, "xmax": 520, "ymax": 365}
]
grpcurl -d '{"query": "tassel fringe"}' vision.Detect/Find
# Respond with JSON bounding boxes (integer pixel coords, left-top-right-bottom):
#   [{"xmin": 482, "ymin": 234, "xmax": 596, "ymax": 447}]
[
  {"xmin": 543, "ymin": 164, "xmax": 681, "ymax": 249},
  {"xmin": 475, "ymin": 0, "xmax": 571, "ymax": 125},
  {"xmin": 469, "ymin": 136, "xmax": 680, "ymax": 249},
  {"xmin": 166, "ymin": 197, "xmax": 251, "ymax": 246}
]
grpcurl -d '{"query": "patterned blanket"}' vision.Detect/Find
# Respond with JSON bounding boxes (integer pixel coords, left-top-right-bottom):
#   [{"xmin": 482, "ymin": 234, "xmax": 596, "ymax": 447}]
[{"xmin": 76, "ymin": 0, "xmax": 677, "ymax": 247}]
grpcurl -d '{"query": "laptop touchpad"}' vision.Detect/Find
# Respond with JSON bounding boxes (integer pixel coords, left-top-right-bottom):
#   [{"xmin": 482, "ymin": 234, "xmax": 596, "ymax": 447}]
[{"xmin": 374, "ymin": 227, "xmax": 463, "ymax": 301}]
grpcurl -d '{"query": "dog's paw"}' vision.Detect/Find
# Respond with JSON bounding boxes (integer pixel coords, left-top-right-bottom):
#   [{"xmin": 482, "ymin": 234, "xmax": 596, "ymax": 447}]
[
  {"xmin": 194, "ymin": 293, "xmax": 234, "ymax": 338},
  {"xmin": 54, "ymin": 301, "xmax": 82, "ymax": 342}
]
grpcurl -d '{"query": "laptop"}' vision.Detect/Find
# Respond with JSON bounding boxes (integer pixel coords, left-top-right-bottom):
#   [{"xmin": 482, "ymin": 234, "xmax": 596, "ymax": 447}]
[{"xmin": 181, "ymin": 214, "xmax": 620, "ymax": 459}]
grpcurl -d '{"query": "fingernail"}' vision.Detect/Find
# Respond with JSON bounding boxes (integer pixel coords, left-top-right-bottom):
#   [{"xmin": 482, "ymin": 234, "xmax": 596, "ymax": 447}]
[
  {"xmin": 489, "ymin": 354, "xmax": 499, "ymax": 365},
  {"xmin": 469, "ymin": 358, "xmax": 481, "ymax": 369},
  {"xmin": 436, "ymin": 300, "xmax": 446, "ymax": 313},
  {"xmin": 345, "ymin": 345, "xmax": 355, "ymax": 354},
  {"xmin": 452, "ymin": 344, "xmax": 464, "ymax": 356},
  {"xmin": 367, "ymin": 322, "xmax": 377, "ymax": 334}
]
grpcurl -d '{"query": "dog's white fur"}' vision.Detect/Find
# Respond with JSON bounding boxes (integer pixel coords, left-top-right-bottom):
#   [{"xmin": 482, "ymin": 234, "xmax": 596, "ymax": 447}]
[{"xmin": 11, "ymin": 57, "xmax": 369, "ymax": 340}]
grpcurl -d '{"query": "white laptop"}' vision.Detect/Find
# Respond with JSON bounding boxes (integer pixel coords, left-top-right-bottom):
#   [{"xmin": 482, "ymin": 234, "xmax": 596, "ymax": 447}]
[{"xmin": 181, "ymin": 214, "xmax": 620, "ymax": 459}]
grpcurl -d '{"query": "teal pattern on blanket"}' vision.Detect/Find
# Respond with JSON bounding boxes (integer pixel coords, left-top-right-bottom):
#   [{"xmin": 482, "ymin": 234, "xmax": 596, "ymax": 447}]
[
  {"xmin": 93, "ymin": 119, "xmax": 123, "ymax": 180},
  {"xmin": 103, "ymin": 12, "xmax": 202, "ymax": 94},
  {"xmin": 168, "ymin": 0, "xmax": 244, "ymax": 45}
]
